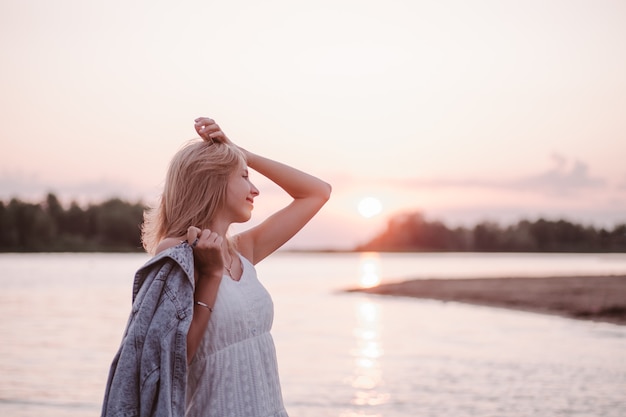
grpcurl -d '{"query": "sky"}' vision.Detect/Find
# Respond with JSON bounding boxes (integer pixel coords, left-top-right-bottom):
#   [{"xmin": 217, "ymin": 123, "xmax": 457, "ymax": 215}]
[{"xmin": 1, "ymin": 0, "xmax": 625, "ymax": 249}]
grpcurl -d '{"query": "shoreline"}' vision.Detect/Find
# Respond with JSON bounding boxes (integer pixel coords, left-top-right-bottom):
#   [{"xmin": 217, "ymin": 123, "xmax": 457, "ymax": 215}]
[{"xmin": 346, "ymin": 275, "xmax": 626, "ymax": 325}]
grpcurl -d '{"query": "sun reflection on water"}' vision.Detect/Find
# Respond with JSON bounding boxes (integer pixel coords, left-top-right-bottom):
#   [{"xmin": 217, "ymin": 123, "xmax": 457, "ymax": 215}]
[
  {"xmin": 343, "ymin": 298, "xmax": 390, "ymax": 416},
  {"xmin": 358, "ymin": 252, "xmax": 382, "ymax": 288}
]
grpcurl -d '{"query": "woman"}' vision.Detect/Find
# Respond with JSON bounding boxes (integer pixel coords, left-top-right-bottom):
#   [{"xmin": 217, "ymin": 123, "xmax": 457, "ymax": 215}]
[{"xmin": 101, "ymin": 117, "xmax": 331, "ymax": 417}]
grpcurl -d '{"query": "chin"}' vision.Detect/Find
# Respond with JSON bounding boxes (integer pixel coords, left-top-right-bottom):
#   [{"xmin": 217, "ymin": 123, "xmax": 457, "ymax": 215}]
[{"xmin": 234, "ymin": 212, "xmax": 252, "ymax": 223}]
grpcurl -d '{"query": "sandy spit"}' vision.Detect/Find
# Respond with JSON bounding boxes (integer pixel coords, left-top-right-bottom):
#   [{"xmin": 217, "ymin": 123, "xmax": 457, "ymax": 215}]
[{"xmin": 346, "ymin": 275, "xmax": 626, "ymax": 325}]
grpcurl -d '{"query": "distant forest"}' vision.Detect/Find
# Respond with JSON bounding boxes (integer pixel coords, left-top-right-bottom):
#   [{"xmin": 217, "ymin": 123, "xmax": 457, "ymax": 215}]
[
  {"xmin": 1, "ymin": 194, "xmax": 625, "ymax": 253},
  {"xmin": 357, "ymin": 212, "xmax": 626, "ymax": 253},
  {"xmin": 0, "ymin": 194, "xmax": 145, "ymax": 252}
]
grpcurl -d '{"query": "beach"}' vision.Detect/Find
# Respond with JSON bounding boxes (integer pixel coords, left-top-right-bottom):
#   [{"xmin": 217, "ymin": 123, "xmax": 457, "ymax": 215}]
[{"xmin": 347, "ymin": 275, "xmax": 626, "ymax": 325}]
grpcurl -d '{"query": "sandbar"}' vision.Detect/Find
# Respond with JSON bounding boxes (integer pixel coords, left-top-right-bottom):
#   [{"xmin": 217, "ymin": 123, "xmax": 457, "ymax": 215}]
[{"xmin": 347, "ymin": 275, "xmax": 626, "ymax": 325}]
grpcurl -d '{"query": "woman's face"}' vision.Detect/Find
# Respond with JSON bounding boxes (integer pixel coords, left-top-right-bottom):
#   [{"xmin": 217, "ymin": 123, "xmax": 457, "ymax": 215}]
[{"xmin": 223, "ymin": 163, "xmax": 259, "ymax": 223}]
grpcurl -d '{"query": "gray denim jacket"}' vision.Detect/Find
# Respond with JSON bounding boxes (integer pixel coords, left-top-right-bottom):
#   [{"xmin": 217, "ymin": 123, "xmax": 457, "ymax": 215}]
[{"xmin": 101, "ymin": 243, "xmax": 195, "ymax": 417}]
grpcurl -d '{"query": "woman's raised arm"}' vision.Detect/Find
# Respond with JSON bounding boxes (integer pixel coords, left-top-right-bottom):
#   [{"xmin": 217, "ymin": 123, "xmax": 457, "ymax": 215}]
[
  {"xmin": 193, "ymin": 116, "xmax": 331, "ymax": 264},
  {"xmin": 236, "ymin": 149, "xmax": 331, "ymax": 264}
]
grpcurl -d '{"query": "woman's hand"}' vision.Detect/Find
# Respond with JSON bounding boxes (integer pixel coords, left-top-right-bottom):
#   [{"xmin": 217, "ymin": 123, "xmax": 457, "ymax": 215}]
[
  {"xmin": 186, "ymin": 226, "xmax": 224, "ymax": 280},
  {"xmin": 194, "ymin": 117, "xmax": 232, "ymax": 145}
]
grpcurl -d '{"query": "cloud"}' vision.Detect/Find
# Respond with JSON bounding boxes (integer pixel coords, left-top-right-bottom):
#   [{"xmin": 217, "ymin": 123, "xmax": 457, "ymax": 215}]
[
  {"xmin": 0, "ymin": 171, "xmax": 152, "ymax": 204},
  {"xmin": 0, "ymin": 171, "xmax": 45, "ymax": 198},
  {"xmin": 512, "ymin": 156, "xmax": 606, "ymax": 196},
  {"xmin": 393, "ymin": 154, "xmax": 607, "ymax": 197}
]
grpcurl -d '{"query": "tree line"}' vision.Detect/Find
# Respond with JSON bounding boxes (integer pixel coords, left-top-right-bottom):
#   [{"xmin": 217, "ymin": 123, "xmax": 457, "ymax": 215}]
[
  {"xmin": 357, "ymin": 211, "xmax": 626, "ymax": 253},
  {"xmin": 1, "ymin": 194, "xmax": 625, "ymax": 252},
  {"xmin": 0, "ymin": 193, "xmax": 145, "ymax": 252}
]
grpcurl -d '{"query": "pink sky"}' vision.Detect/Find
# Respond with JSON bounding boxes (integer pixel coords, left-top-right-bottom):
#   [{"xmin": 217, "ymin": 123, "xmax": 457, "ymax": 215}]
[{"xmin": 1, "ymin": 0, "xmax": 625, "ymax": 249}]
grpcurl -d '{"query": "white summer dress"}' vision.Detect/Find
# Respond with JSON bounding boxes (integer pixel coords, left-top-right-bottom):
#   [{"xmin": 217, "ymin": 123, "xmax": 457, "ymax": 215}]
[{"xmin": 185, "ymin": 254, "xmax": 289, "ymax": 417}]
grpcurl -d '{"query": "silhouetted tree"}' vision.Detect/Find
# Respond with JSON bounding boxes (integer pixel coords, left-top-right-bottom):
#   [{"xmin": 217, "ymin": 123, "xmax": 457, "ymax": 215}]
[{"xmin": 473, "ymin": 222, "xmax": 502, "ymax": 252}]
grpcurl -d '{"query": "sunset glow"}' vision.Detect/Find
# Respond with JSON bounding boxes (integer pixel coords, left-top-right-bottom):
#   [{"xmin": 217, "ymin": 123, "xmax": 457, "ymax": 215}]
[
  {"xmin": 1, "ymin": 0, "xmax": 625, "ymax": 249},
  {"xmin": 357, "ymin": 197, "xmax": 383, "ymax": 219}
]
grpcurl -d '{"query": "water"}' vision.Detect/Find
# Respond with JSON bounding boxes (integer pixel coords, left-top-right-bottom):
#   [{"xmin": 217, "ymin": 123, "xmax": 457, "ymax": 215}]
[{"xmin": 1, "ymin": 252, "xmax": 625, "ymax": 417}]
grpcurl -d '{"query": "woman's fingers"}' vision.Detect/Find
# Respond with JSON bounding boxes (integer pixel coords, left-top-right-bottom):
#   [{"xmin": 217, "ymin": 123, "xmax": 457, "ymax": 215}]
[
  {"xmin": 194, "ymin": 118, "xmax": 216, "ymax": 139},
  {"xmin": 188, "ymin": 227, "xmax": 223, "ymax": 249},
  {"xmin": 187, "ymin": 226, "xmax": 201, "ymax": 247},
  {"xmin": 188, "ymin": 228, "xmax": 225, "ymax": 276},
  {"xmin": 194, "ymin": 117, "xmax": 230, "ymax": 144}
]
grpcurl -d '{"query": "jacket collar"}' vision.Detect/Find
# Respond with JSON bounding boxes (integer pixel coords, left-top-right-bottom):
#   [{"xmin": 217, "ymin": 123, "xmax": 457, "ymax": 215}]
[{"xmin": 133, "ymin": 242, "xmax": 195, "ymax": 298}]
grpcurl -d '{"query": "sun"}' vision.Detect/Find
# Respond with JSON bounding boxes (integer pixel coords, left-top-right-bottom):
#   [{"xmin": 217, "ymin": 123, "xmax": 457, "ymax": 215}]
[{"xmin": 357, "ymin": 197, "xmax": 383, "ymax": 218}]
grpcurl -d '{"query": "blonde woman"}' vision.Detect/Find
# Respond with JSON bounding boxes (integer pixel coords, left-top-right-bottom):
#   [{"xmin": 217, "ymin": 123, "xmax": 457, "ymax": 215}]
[{"xmin": 101, "ymin": 117, "xmax": 331, "ymax": 417}]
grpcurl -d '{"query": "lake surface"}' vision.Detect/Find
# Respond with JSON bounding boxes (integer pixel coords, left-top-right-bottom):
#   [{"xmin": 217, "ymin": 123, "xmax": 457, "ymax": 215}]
[{"xmin": 1, "ymin": 252, "xmax": 625, "ymax": 417}]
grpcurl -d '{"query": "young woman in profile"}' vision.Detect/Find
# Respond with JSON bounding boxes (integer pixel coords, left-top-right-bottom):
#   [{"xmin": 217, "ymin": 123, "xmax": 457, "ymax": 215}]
[{"xmin": 101, "ymin": 117, "xmax": 331, "ymax": 417}]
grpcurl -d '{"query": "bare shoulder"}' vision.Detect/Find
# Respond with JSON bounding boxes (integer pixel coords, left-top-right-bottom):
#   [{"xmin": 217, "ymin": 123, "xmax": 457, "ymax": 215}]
[{"xmin": 155, "ymin": 236, "xmax": 185, "ymax": 254}]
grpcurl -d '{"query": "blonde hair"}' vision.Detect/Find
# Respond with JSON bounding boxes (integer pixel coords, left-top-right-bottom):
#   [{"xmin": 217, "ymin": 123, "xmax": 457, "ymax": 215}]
[{"xmin": 142, "ymin": 139, "xmax": 246, "ymax": 254}]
